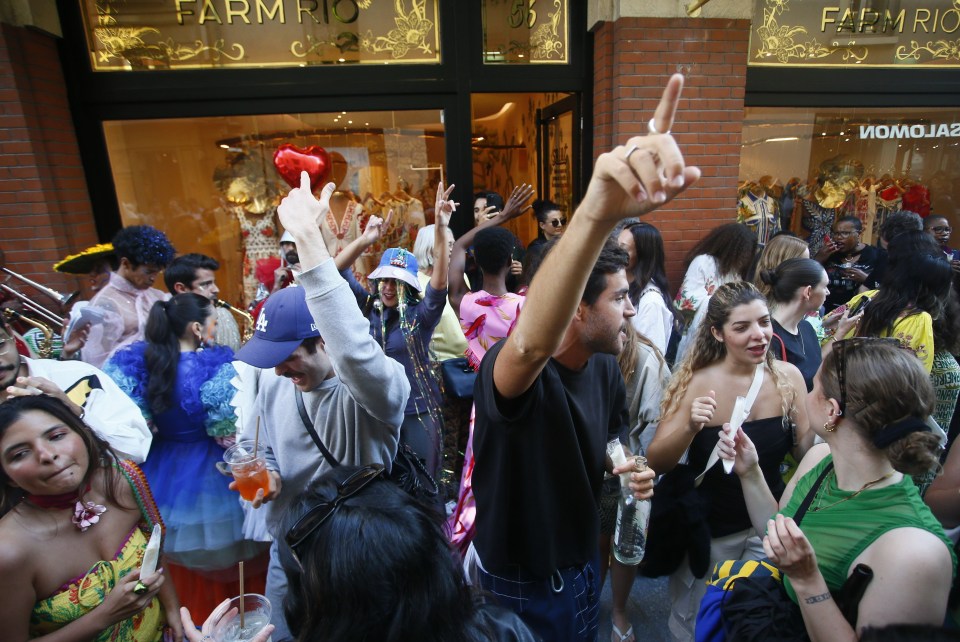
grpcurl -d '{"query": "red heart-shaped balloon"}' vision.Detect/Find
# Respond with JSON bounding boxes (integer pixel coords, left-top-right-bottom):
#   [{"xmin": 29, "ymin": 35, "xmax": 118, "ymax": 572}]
[{"xmin": 273, "ymin": 144, "xmax": 331, "ymax": 192}]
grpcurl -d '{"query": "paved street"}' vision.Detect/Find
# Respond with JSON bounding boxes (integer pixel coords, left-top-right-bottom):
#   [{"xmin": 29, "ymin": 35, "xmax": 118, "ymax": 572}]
[{"xmin": 597, "ymin": 574, "xmax": 672, "ymax": 642}]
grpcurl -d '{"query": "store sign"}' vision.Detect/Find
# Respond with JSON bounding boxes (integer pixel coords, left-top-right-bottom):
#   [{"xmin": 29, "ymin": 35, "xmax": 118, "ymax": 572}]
[
  {"xmin": 750, "ymin": 0, "xmax": 960, "ymax": 67},
  {"xmin": 860, "ymin": 123, "xmax": 960, "ymax": 139},
  {"xmin": 481, "ymin": 0, "xmax": 567, "ymax": 64},
  {"xmin": 80, "ymin": 0, "xmax": 441, "ymax": 71}
]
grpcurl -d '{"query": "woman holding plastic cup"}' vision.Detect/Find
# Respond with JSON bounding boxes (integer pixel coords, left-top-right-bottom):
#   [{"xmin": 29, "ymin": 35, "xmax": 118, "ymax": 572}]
[
  {"xmin": 0, "ymin": 395, "xmax": 182, "ymax": 641},
  {"xmin": 105, "ymin": 294, "xmax": 266, "ymax": 616},
  {"xmin": 646, "ymin": 281, "xmax": 810, "ymax": 641}
]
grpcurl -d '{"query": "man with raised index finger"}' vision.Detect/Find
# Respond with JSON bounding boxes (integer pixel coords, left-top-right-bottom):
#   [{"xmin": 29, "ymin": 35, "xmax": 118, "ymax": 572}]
[
  {"xmin": 469, "ymin": 74, "xmax": 700, "ymax": 642},
  {"xmin": 235, "ymin": 173, "xmax": 409, "ymax": 642}
]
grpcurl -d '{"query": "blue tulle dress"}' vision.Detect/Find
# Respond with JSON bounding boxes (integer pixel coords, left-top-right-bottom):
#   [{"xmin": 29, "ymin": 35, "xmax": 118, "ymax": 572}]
[{"xmin": 105, "ymin": 344, "xmax": 264, "ymax": 572}]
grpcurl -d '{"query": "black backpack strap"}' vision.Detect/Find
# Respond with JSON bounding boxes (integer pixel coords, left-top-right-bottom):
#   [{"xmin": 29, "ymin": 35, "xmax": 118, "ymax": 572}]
[{"xmin": 295, "ymin": 387, "xmax": 340, "ymax": 467}]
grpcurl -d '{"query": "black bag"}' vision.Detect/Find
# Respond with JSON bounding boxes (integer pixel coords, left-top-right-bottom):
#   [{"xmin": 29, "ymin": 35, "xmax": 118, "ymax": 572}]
[
  {"xmin": 295, "ymin": 389, "xmax": 439, "ymax": 501},
  {"xmin": 718, "ymin": 462, "xmax": 872, "ymax": 640},
  {"xmin": 441, "ymin": 357, "xmax": 477, "ymax": 399},
  {"xmin": 639, "ymin": 464, "xmax": 712, "ymax": 579}
]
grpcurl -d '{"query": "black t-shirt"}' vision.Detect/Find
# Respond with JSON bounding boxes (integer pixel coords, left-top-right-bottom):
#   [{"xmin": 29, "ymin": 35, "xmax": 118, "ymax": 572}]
[
  {"xmin": 862, "ymin": 245, "xmax": 888, "ymax": 291},
  {"xmin": 824, "ymin": 244, "xmax": 882, "ymax": 312},
  {"xmin": 770, "ymin": 318, "xmax": 821, "ymax": 392},
  {"xmin": 472, "ymin": 339, "xmax": 626, "ymax": 579}
]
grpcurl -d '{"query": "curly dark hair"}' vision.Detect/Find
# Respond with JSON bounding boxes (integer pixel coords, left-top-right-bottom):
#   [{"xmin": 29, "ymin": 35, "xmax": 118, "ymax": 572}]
[
  {"xmin": 112, "ymin": 225, "xmax": 176, "ymax": 268},
  {"xmin": 473, "ymin": 227, "xmax": 515, "ymax": 275}
]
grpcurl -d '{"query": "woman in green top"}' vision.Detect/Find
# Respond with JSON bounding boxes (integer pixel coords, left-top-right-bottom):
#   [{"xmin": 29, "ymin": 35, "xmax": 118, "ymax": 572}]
[{"xmin": 718, "ymin": 338, "xmax": 955, "ymax": 638}]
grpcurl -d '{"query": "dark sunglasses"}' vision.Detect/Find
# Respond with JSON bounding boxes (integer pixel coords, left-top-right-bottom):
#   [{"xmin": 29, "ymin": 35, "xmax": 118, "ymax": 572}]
[
  {"xmin": 832, "ymin": 337, "xmax": 900, "ymax": 414},
  {"xmin": 285, "ymin": 465, "xmax": 385, "ymax": 567},
  {"xmin": 548, "ymin": 217, "xmax": 567, "ymax": 228}
]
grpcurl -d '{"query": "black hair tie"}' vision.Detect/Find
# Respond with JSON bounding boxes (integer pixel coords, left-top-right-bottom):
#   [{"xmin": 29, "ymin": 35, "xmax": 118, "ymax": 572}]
[{"xmin": 872, "ymin": 416, "xmax": 930, "ymax": 449}]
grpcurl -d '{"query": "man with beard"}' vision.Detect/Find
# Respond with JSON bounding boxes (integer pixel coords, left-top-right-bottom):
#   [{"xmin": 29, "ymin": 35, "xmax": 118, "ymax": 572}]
[
  {"xmin": 468, "ymin": 74, "xmax": 699, "ymax": 642},
  {"xmin": 164, "ymin": 253, "xmax": 242, "ymax": 351},
  {"xmin": 234, "ymin": 182, "xmax": 408, "ymax": 642},
  {"xmin": 0, "ymin": 313, "xmax": 151, "ymax": 462},
  {"xmin": 275, "ymin": 230, "xmax": 301, "ymax": 291}
]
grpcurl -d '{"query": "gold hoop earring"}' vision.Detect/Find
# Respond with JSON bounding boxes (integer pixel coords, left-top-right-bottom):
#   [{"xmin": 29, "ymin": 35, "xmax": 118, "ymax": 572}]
[{"xmin": 824, "ymin": 420, "xmax": 837, "ymax": 433}]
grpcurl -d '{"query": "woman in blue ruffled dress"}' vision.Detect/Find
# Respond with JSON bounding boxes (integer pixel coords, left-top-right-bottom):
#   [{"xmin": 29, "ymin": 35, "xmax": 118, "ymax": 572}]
[{"xmin": 105, "ymin": 293, "xmax": 265, "ymax": 614}]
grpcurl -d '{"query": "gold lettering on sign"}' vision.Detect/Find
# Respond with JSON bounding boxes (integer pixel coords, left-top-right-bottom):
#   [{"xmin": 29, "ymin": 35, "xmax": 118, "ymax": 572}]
[
  {"xmin": 198, "ymin": 0, "xmax": 223, "ymax": 24},
  {"xmin": 226, "ymin": 0, "xmax": 251, "ymax": 24},
  {"xmin": 256, "ymin": 0, "xmax": 285, "ymax": 23},
  {"xmin": 176, "ymin": 0, "xmax": 195, "ymax": 25},
  {"xmin": 915, "ymin": 9, "xmax": 932, "ymax": 33},
  {"xmin": 885, "ymin": 9, "xmax": 906, "ymax": 33}
]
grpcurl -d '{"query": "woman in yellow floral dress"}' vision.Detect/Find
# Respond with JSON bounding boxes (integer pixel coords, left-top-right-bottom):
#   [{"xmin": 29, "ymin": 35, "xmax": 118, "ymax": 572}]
[
  {"xmin": 838, "ymin": 231, "xmax": 951, "ymax": 374},
  {"xmin": 0, "ymin": 395, "xmax": 181, "ymax": 642}
]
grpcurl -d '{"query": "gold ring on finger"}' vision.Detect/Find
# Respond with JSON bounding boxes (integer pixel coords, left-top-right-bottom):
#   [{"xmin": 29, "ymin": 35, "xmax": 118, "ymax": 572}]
[
  {"xmin": 624, "ymin": 144, "xmax": 640, "ymax": 161},
  {"xmin": 133, "ymin": 581, "xmax": 149, "ymax": 595}
]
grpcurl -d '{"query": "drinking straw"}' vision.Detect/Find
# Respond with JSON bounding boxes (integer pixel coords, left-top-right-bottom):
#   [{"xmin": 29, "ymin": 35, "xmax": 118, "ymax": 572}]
[
  {"xmin": 253, "ymin": 417, "xmax": 261, "ymax": 458},
  {"xmin": 239, "ymin": 560, "xmax": 245, "ymax": 629}
]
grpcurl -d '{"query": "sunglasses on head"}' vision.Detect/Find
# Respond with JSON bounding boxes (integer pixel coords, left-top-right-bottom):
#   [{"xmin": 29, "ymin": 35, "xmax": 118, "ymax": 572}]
[
  {"xmin": 285, "ymin": 465, "xmax": 385, "ymax": 568},
  {"xmin": 548, "ymin": 217, "xmax": 567, "ymax": 228},
  {"xmin": 832, "ymin": 337, "xmax": 901, "ymax": 414}
]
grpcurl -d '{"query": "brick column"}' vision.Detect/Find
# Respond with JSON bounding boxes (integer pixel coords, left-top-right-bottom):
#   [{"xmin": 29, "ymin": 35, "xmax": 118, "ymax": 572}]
[
  {"xmin": 592, "ymin": 17, "xmax": 750, "ymax": 289},
  {"xmin": 0, "ymin": 23, "xmax": 98, "ymax": 298}
]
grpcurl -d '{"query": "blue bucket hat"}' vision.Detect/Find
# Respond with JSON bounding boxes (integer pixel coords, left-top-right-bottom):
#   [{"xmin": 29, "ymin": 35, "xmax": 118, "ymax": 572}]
[
  {"xmin": 368, "ymin": 248, "xmax": 421, "ymax": 292},
  {"xmin": 236, "ymin": 286, "xmax": 320, "ymax": 368}
]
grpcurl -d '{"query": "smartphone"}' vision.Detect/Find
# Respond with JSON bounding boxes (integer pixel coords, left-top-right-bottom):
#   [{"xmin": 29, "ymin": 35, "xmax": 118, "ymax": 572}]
[{"xmin": 848, "ymin": 297, "xmax": 870, "ymax": 317}]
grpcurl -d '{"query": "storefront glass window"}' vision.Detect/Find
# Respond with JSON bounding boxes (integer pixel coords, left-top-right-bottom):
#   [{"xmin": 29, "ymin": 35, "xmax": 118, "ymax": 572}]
[
  {"xmin": 470, "ymin": 92, "xmax": 573, "ymax": 245},
  {"xmin": 738, "ymin": 106, "xmax": 960, "ymax": 251},
  {"xmin": 481, "ymin": 0, "xmax": 568, "ymax": 64},
  {"xmin": 102, "ymin": 110, "xmax": 445, "ymax": 308},
  {"xmin": 81, "ymin": 0, "xmax": 441, "ymax": 70}
]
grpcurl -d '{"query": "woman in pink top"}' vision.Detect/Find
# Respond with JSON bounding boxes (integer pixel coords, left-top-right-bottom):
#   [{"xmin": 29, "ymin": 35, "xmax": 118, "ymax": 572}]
[{"xmin": 448, "ymin": 220, "xmax": 526, "ymax": 555}]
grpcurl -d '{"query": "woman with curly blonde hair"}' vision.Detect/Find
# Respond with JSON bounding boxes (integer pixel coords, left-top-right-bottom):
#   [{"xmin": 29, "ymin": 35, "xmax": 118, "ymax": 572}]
[{"xmin": 647, "ymin": 281, "xmax": 810, "ymax": 641}]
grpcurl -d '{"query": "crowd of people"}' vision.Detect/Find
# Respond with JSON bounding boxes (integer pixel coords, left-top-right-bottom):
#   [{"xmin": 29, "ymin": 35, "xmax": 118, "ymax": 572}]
[{"xmin": 0, "ymin": 74, "xmax": 958, "ymax": 642}]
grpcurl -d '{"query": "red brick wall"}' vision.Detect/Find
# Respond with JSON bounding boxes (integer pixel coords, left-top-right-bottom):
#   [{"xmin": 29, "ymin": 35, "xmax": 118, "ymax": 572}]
[
  {"xmin": 0, "ymin": 23, "xmax": 98, "ymax": 301},
  {"xmin": 592, "ymin": 17, "xmax": 750, "ymax": 292}
]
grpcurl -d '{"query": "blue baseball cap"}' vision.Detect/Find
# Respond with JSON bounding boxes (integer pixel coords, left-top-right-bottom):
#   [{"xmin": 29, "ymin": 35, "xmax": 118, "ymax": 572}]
[{"xmin": 236, "ymin": 286, "xmax": 321, "ymax": 368}]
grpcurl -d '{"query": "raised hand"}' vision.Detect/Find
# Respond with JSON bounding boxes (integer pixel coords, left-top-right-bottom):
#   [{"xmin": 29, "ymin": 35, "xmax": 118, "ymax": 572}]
[
  {"xmin": 361, "ymin": 210, "xmax": 394, "ymax": 246},
  {"xmin": 278, "ymin": 171, "xmax": 335, "ymax": 241},
  {"xmin": 434, "ymin": 181, "xmax": 457, "ymax": 228},
  {"xmin": 580, "ymin": 74, "xmax": 700, "ymax": 225},
  {"xmin": 500, "ymin": 183, "xmax": 535, "ymax": 221}
]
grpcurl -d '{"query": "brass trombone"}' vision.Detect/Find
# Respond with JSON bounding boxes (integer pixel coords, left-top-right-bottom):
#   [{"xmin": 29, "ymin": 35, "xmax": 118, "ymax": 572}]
[
  {"xmin": 0, "ymin": 284, "xmax": 65, "ymax": 328},
  {"xmin": 0, "ymin": 248, "xmax": 78, "ymax": 308},
  {"xmin": 215, "ymin": 299, "xmax": 255, "ymax": 342}
]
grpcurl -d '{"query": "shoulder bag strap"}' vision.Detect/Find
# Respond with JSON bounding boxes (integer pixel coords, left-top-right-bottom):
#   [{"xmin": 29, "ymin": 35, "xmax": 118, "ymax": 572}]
[
  {"xmin": 295, "ymin": 387, "xmax": 340, "ymax": 468},
  {"xmin": 696, "ymin": 364, "xmax": 766, "ymax": 486},
  {"xmin": 793, "ymin": 461, "xmax": 834, "ymax": 526},
  {"xmin": 771, "ymin": 332, "xmax": 788, "ymax": 362}
]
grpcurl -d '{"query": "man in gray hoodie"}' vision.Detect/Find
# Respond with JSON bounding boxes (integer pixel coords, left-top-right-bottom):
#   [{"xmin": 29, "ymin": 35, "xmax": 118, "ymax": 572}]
[{"xmin": 236, "ymin": 174, "xmax": 409, "ymax": 641}]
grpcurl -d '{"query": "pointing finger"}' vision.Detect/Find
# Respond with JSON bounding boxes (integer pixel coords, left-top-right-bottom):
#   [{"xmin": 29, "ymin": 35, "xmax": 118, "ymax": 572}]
[
  {"xmin": 653, "ymin": 73, "xmax": 684, "ymax": 136},
  {"xmin": 300, "ymin": 170, "xmax": 311, "ymax": 193}
]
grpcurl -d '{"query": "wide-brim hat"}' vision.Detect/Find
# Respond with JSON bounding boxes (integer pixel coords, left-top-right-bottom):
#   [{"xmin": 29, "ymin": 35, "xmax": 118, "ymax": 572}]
[
  {"xmin": 53, "ymin": 243, "xmax": 115, "ymax": 275},
  {"xmin": 236, "ymin": 286, "xmax": 321, "ymax": 369},
  {"xmin": 368, "ymin": 248, "xmax": 421, "ymax": 292}
]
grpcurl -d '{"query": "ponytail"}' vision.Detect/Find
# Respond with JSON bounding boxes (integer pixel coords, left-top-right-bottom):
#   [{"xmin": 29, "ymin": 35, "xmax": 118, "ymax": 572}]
[{"xmin": 144, "ymin": 293, "xmax": 212, "ymax": 415}]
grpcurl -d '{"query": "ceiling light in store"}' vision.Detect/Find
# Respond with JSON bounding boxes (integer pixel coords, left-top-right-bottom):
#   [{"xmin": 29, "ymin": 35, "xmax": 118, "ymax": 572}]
[
  {"xmin": 338, "ymin": 58, "xmax": 346, "ymax": 62},
  {"xmin": 365, "ymin": 122, "xmax": 369, "ymax": 126},
  {"xmin": 342, "ymin": 112, "xmax": 347, "ymax": 115},
  {"xmin": 348, "ymin": 120, "xmax": 353, "ymax": 124},
  {"xmin": 518, "ymin": 54, "xmax": 524, "ymax": 58},
  {"xmin": 219, "ymin": 144, "xmax": 230, "ymax": 149},
  {"xmin": 844, "ymin": 138, "xmax": 850, "ymax": 142},
  {"xmin": 821, "ymin": 132, "xmax": 827, "ymax": 136},
  {"xmin": 765, "ymin": 137, "xmax": 799, "ymax": 143}
]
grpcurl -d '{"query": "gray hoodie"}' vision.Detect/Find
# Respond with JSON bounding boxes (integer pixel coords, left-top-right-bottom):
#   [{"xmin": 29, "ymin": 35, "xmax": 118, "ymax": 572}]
[{"xmin": 252, "ymin": 259, "xmax": 410, "ymax": 532}]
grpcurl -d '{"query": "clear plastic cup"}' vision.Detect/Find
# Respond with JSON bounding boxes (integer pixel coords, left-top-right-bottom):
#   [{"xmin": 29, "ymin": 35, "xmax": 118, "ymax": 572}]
[
  {"xmin": 209, "ymin": 593, "xmax": 272, "ymax": 642},
  {"xmin": 216, "ymin": 440, "xmax": 270, "ymax": 501}
]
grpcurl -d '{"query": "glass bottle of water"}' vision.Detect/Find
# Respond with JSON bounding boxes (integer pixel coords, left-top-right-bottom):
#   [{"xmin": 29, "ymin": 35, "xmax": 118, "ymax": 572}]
[{"xmin": 607, "ymin": 439, "xmax": 651, "ymax": 565}]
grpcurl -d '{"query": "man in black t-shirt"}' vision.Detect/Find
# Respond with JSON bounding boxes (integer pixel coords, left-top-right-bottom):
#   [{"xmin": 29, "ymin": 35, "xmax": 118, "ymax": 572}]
[{"xmin": 469, "ymin": 75, "xmax": 699, "ymax": 642}]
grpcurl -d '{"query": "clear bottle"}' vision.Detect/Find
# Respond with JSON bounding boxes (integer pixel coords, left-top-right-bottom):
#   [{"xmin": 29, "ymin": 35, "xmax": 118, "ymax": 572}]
[{"xmin": 607, "ymin": 439, "xmax": 651, "ymax": 566}]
